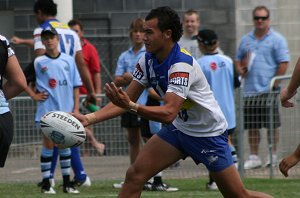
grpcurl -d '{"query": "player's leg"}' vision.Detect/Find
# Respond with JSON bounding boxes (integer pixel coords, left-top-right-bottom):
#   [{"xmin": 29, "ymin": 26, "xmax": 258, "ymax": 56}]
[
  {"xmin": 40, "ymin": 136, "xmax": 56, "ymax": 194},
  {"xmin": 70, "ymin": 146, "xmax": 91, "ymax": 187},
  {"xmin": 59, "ymin": 148, "xmax": 79, "ymax": 194},
  {"xmin": 211, "ymin": 165, "xmax": 273, "ymax": 198},
  {"xmin": 85, "ymin": 126, "xmax": 105, "ymax": 155},
  {"xmin": 119, "ymin": 134, "xmax": 184, "ymax": 198},
  {"xmin": 126, "ymin": 127, "xmax": 141, "ymax": 164}
]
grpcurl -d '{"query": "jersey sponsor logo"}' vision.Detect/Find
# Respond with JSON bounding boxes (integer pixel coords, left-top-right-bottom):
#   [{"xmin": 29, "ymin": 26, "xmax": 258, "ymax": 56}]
[
  {"xmin": 49, "ymin": 78, "xmax": 57, "ymax": 88},
  {"xmin": 132, "ymin": 63, "xmax": 143, "ymax": 80},
  {"xmin": 210, "ymin": 62, "xmax": 217, "ymax": 71},
  {"xmin": 41, "ymin": 66, "xmax": 48, "ymax": 74},
  {"xmin": 49, "ymin": 21, "xmax": 69, "ymax": 29},
  {"xmin": 169, "ymin": 72, "xmax": 189, "ymax": 87}
]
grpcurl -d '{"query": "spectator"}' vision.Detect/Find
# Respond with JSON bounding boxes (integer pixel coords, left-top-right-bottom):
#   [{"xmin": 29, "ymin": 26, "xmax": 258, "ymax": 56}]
[
  {"xmin": 112, "ymin": 18, "xmax": 148, "ymax": 189},
  {"xmin": 34, "ymin": 26, "xmax": 80, "ymax": 194},
  {"xmin": 196, "ymin": 29, "xmax": 239, "ymax": 190},
  {"xmin": 178, "ymin": 9, "xmax": 201, "ymax": 59},
  {"xmin": 0, "ymin": 35, "xmax": 27, "ymax": 168},
  {"xmin": 28, "ymin": 0, "xmax": 92, "ymax": 187},
  {"xmin": 68, "ymin": 19, "xmax": 105, "ymax": 156},
  {"xmin": 235, "ymin": 5, "xmax": 289, "ymax": 169},
  {"xmin": 140, "ymin": 88, "xmax": 178, "ymax": 192},
  {"xmin": 73, "ymin": 6, "xmax": 273, "ymax": 198}
]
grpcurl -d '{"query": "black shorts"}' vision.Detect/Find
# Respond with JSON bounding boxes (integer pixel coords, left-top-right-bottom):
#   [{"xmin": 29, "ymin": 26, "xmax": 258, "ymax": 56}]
[
  {"xmin": 0, "ymin": 112, "xmax": 13, "ymax": 167},
  {"xmin": 244, "ymin": 93, "xmax": 280, "ymax": 130},
  {"xmin": 140, "ymin": 118, "xmax": 151, "ymax": 138},
  {"xmin": 121, "ymin": 112, "xmax": 140, "ymax": 128}
]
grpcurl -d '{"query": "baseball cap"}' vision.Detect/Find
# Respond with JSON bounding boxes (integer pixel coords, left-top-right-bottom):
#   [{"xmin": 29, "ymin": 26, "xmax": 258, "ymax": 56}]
[
  {"xmin": 41, "ymin": 26, "xmax": 58, "ymax": 37},
  {"xmin": 194, "ymin": 29, "xmax": 218, "ymax": 46}
]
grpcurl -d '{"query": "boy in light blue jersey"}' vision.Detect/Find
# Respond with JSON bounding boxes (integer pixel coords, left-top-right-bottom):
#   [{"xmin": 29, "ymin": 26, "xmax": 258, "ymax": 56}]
[
  {"xmin": 196, "ymin": 29, "xmax": 238, "ymax": 190},
  {"xmin": 34, "ymin": 26, "xmax": 81, "ymax": 194}
]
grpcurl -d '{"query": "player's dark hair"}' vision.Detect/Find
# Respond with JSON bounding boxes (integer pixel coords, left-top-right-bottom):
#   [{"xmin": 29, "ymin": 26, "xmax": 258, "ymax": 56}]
[
  {"xmin": 145, "ymin": 6, "xmax": 183, "ymax": 42},
  {"xmin": 34, "ymin": 0, "xmax": 57, "ymax": 16},
  {"xmin": 252, "ymin": 5, "xmax": 270, "ymax": 18},
  {"xmin": 68, "ymin": 19, "xmax": 84, "ymax": 31}
]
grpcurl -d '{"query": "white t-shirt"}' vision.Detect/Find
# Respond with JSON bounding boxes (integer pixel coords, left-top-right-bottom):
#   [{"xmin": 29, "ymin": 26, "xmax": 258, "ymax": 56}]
[{"xmin": 33, "ymin": 19, "xmax": 81, "ymax": 57}]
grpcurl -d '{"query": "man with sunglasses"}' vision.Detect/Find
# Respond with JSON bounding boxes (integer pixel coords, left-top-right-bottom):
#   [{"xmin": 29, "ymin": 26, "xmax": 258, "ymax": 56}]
[{"xmin": 235, "ymin": 5, "xmax": 290, "ymax": 170}]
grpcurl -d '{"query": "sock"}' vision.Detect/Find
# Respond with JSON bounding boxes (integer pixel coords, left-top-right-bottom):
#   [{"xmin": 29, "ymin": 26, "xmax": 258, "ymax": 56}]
[
  {"xmin": 59, "ymin": 148, "xmax": 71, "ymax": 186},
  {"xmin": 71, "ymin": 146, "xmax": 86, "ymax": 181},
  {"xmin": 40, "ymin": 147, "xmax": 53, "ymax": 180},
  {"xmin": 49, "ymin": 147, "xmax": 58, "ymax": 179},
  {"xmin": 153, "ymin": 171, "xmax": 163, "ymax": 184}
]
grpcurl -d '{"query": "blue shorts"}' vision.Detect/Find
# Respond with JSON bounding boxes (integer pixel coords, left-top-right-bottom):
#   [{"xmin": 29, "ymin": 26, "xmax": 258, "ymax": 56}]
[{"xmin": 157, "ymin": 124, "xmax": 233, "ymax": 172}]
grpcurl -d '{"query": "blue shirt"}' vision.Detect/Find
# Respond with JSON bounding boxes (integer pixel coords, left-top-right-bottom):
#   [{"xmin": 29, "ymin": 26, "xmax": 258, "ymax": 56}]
[
  {"xmin": 34, "ymin": 53, "xmax": 82, "ymax": 121},
  {"xmin": 235, "ymin": 28, "xmax": 290, "ymax": 96},
  {"xmin": 197, "ymin": 53, "xmax": 236, "ymax": 130},
  {"xmin": 115, "ymin": 46, "xmax": 147, "ymax": 105}
]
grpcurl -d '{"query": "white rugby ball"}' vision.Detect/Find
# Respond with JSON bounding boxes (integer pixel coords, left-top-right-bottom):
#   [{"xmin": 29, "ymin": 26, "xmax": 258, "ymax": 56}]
[{"xmin": 40, "ymin": 111, "xmax": 86, "ymax": 148}]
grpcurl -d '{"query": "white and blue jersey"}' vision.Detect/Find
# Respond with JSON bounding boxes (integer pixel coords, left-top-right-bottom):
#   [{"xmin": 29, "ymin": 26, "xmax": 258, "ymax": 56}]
[
  {"xmin": 133, "ymin": 43, "xmax": 227, "ymax": 137},
  {"xmin": 197, "ymin": 53, "xmax": 236, "ymax": 130},
  {"xmin": 34, "ymin": 53, "xmax": 82, "ymax": 122},
  {"xmin": 34, "ymin": 19, "xmax": 81, "ymax": 57},
  {"xmin": 235, "ymin": 28, "xmax": 290, "ymax": 96},
  {"xmin": 0, "ymin": 35, "xmax": 15, "ymax": 114},
  {"xmin": 115, "ymin": 46, "xmax": 148, "ymax": 105}
]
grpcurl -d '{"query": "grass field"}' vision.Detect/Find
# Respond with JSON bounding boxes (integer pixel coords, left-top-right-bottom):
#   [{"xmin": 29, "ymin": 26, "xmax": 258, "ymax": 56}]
[{"xmin": 0, "ymin": 178, "xmax": 298, "ymax": 197}]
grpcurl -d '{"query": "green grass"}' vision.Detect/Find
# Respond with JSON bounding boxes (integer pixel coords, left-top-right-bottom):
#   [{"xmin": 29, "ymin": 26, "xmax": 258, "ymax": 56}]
[{"xmin": 0, "ymin": 178, "xmax": 298, "ymax": 197}]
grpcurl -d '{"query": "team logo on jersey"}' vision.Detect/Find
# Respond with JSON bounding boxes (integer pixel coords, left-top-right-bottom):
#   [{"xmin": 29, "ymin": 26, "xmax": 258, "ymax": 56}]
[
  {"xmin": 64, "ymin": 64, "xmax": 70, "ymax": 71},
  {"xmin": 132, "ymin": 63, "xmax": 143, "ymax": 80},
  {"xmin": 48, "ymin": 78, "xmax": 57, "ymax": 88},
  {"xmin": 210, "ymin": 62, "xmax": 217, "ymax": 71},
  {"xmin": 41, "ymin": 66, "xmax": 48, "ymax": 74},
  {"xmin": 169, "ymin": 72, "xmax": 189, "ymax": 87}
]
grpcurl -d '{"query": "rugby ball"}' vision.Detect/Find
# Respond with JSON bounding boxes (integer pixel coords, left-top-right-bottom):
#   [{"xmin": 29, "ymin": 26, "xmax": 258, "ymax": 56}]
[{"xmin": 40, "ymin": 111, "xmax": 86, "ymax": 148}]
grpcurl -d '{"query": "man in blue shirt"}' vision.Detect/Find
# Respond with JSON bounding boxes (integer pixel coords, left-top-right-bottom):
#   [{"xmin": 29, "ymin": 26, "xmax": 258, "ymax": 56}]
[{"xmin": 235, "ymin": 5, "xmax": 290, "ymax": 169}]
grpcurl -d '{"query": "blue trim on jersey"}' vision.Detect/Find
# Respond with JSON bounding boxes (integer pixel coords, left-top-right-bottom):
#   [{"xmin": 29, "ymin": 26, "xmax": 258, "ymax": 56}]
[
  {"xmin": 40, "ymin": 19, "xmax": 60, "ymax": 29},
  {"xmin": 145, "ymin": 43, "xmax": 193, "ymax": 96}
]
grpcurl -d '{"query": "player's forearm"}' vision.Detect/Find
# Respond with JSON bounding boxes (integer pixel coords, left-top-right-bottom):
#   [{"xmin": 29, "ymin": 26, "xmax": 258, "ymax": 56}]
[
  {"xmin": 89, "ymin": 102, "xmax": 126, "ymax": 124},
  {"xmin": 73, "ymin": 88, "xmax": 80, "ymax": 112},
  {"xmin": 93, "ymin": 73, "xmax": 101, "ymax": 94},
  {"xmin": 287, "ymin": 58, "xmax": 300, "ymax": 94}
]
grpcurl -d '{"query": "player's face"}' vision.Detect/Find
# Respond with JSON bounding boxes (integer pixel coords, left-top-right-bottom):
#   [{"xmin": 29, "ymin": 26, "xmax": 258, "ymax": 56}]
[
  {"xmin": 42, "ymin": 34, "xmax": 59, "ymax": 51},
  {"xmin": 143, "ymin": 18, "xmax": 166, "ymax": 54},
  {"xmin": 131, "ymin": 29, "xmax": 145, "ymax": 45},
  {"xmin": 253, "ymin": 9, "xmax": 270, "ymax": 30},
  {"xmin": 183, "ymin": 13, "xmax": 200, "ymax": 36},
  {"xmin": 70, "ymin": 24, "xmax": 84, "ymax": 39}
]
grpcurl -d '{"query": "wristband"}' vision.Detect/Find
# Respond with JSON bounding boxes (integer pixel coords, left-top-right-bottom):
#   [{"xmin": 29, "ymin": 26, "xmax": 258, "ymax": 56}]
[
  {"xmin": 128, "ymin": 101, "xmax": 139, "ymax": 113},
  {"xmin": 85, "ymin": 113, "xmax": 97, "ymax": 124}
]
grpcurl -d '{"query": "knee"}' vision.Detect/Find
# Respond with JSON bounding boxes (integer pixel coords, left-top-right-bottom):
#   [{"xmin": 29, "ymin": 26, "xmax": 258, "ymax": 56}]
[{"xmin": 125, "ymin": 165, "xmax": 146, "ymax": 185}]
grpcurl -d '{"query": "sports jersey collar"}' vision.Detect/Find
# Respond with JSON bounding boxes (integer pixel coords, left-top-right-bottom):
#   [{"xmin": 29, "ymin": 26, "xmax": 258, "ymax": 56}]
[
  {"xmin": 45, "ymin": 52, "xmax": 61, "ymax": 59},
  {"xmin": 151, "ymin": 43, "xmax": 179, "ymax": 69}
]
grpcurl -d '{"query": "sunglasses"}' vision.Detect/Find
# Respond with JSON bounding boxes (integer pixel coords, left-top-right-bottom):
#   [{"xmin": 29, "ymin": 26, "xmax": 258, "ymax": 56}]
[{"xmin": 253, "ymin": 16, "xmax": 269, "ymax": 21}]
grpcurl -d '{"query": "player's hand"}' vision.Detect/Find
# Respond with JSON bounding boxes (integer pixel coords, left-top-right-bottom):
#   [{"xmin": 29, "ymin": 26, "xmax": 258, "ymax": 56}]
[
  {"xmin": 32, "ymin": 91, "xmax": 48, "ymax": 101},
  {"xmin": 71, "ymin": 112, "xmax": 90, "ymax": 127},
  {"xmin": 104, "ymin": 82, "xmax": 130, "ymax": 109},
  {"xmin": 10, "ymin": 36, "xmax": 22, "ymax": 45},
  {"xmin": 279, "ymin": 154, "xmax": 300, "ymax": 177},
  {"xmin": 280, "ymin": 88, "xmax": 296, "ymax": 108}
]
